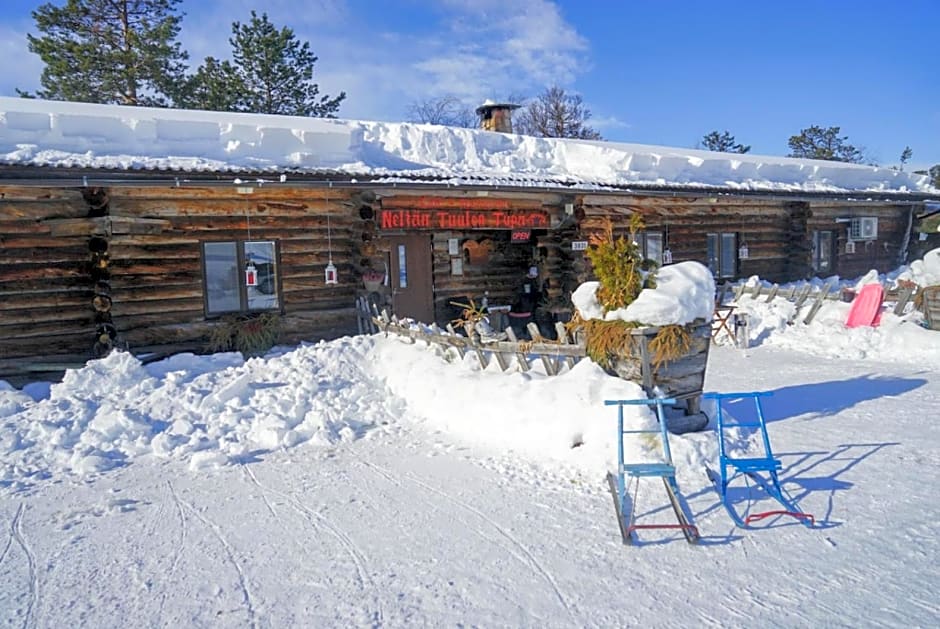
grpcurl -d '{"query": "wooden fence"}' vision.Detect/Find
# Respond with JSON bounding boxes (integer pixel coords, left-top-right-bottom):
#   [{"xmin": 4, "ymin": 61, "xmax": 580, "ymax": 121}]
[
  {"xmin": 720, "ymin": 280, "xmax": 925, "ymax": 325},
  {"xmin": 369, "ymin": 309, "xmax": 586, "ymax": 375}
]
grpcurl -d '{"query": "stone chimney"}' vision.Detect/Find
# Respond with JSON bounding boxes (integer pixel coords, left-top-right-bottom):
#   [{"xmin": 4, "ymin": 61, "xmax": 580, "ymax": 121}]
[{"xmin": 475, "ymin": 99, "xmax": 520, "ymax": 133}]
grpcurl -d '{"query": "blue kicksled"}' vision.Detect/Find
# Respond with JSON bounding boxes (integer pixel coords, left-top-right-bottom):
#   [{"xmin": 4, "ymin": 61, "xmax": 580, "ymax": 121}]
[
  {"xmin": 703, "ymin": 391, "xmax": 815, "ymax": 528},
  {"xmin": 605, "ymin": 397, "xmax": 700, "ymax": 545}
]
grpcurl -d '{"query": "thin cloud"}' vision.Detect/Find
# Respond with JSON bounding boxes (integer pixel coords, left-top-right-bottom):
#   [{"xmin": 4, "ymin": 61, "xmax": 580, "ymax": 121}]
[
  {"xmin": 410, "ymin": 0, "xmax": 590, "ymax": 99},
  {"xmin": 590, "ymin": 115, "xmax": 632, "ymax": 133},
  {"xmin": 0, "ymin": 22, "xmax": 42, "ymax": 97}
]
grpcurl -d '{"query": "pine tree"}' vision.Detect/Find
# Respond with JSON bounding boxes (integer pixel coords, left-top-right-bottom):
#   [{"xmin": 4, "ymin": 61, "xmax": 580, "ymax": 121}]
[
  {"xmin": 514, "ymin": 86, "xmax": 602, "ymax": 140},
  {"xmin": 899, "ymin": 146, "xmax": 912, "ymax": 171},
  {"xmin": 701, "ymin": 130, "xmax": 750, "ymax": 153},
  {"xmin": 23, "ymin": 0, "xmax": 187, "ymax": 106},
  {"xmin": 187, "ymin": 11, "xmax": 344, "ymax": 117},
  {"xmin": 176, "ymin": 57, "xmax": 244, "ymax": 112},
  {"xmin": 787, "ymin": 126, "xmax": 865, "ymax": 163},
  {"xmin": 930, "ymin": 165, "xmax": 940, "ymax": 188}
]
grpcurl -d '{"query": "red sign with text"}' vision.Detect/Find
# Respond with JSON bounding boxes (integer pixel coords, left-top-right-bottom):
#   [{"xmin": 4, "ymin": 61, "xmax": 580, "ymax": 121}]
[{"xmin": 378, "ymin": 209, "xmax": 549, "ymax": 231}]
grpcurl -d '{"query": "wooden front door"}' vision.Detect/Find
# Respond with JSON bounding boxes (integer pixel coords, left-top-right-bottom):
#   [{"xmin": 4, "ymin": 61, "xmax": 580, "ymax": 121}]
[{"xmin": 388, "ymin": 234, "xmax": 434, "ymax": 323}]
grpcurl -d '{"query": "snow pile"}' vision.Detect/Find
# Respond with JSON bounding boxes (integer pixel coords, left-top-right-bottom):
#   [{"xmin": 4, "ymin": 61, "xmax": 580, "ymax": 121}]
[
  {"xmin": 1, "ymin": 96, "xmax": 936, "ymax": 194},
  {"xmin": 571, "ymin": 260, "xmax": 715, "ymax": 326},
  {"xmin": 893, "ymin": 247, "xmax": 940, "ymax": 287},
  {"xmin": 724, "ymin": 248, "xmax": 940, "ymax": 365},
  {"xmin": 0, "ymin": 337, "xmax": 402, "ymax": 489},
  {"xmin": 0, "ymin": 331, "xmax": 720, "ymax": 492}
]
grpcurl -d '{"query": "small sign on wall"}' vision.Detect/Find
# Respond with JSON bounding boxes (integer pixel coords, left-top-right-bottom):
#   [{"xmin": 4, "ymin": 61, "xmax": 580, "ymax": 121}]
[
  {"xmin": 450, "ymin": 257, "xmax": 463, "ymax": 275},
  {"xmin": 572, "ymin": 240, "xmax": 589, "ymax": 251},
  {"xmin": 448, "ymin": 238, "xmax": 460, "ymax": 255}
]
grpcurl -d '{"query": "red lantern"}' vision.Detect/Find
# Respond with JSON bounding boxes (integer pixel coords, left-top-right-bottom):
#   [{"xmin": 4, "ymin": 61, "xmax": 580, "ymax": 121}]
[{"xmin": 245, "ymin": 261, "xmax": 257, "ymax": 286}]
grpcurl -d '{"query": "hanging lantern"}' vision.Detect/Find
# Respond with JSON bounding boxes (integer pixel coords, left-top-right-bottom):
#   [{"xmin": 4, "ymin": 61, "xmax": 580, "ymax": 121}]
[
  {"xmin": 245, "ymin": 260, "xmax": 257, "ymax": 286},
  {"xmin": 324, "ymin": 210, "xmax": 338, "ymax": 284},
  {"xmin": 845, "ymin": 240, "xmax": 856, "ymax": 254},
  {"xmin": 663, "ymin": 248, "xmax": 673, "ymax": 264},
  {"xmin": 325, "ymin": 260, "xmax": 338, "ymax": 285},
  {"xmin": 738, "ymin": 243, "xmax": 749, "ymax": 260}
]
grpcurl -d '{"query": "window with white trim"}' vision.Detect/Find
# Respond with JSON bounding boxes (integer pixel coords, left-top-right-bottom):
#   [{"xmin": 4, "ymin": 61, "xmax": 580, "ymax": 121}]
[{"xmin": 202, "ymin": 240, "xmax": 280, "ymax": 315}]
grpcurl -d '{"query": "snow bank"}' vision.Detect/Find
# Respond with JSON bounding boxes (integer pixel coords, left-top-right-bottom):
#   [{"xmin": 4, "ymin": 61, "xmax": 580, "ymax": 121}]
[
  {"xmin": 1, "ymin": 96, "xmax": 935, "ymax": 194},
  {"xmin": 894, "ymin": 247, "xmax": 940, "ymax": 287},
  {"xmin": 0, "ymin": 330, "xmax": 720, "ymax": 492},
  {"xmin": 0, "ymin": 337, "xmax": 400, "ymax": 490},
  {"xmin": 724, "ymin": 248, "xmax": 940, "ymax": 365}
]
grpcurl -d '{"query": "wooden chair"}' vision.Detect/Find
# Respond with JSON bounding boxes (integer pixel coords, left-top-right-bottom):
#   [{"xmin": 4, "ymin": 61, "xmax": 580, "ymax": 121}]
[{"xmin": 712, "ymin": 303, "xmax": 736, "ymax": 341}]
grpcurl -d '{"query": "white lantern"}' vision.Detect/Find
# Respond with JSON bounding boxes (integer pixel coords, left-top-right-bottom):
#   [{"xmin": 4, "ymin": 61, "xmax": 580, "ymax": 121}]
[
  {"xmin": 738, "ymin": 243, "xmax": 749, "ymax": 260},
  {"xmin": 245, "ymin": 261, "xmax": 258, "ymax": 286},
  {"xmin": 662, "ymin": 248, "xmax": 673, "ymax": 264},
  {"xmin": 325, "ymin": 261, "xmax": 338, "ymax": 284}
]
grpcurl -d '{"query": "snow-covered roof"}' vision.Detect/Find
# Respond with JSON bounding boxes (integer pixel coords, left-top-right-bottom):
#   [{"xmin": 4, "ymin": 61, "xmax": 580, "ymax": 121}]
[{"xmin": 0, "ymin": 96, "xmax": 936, "ymax": 196}]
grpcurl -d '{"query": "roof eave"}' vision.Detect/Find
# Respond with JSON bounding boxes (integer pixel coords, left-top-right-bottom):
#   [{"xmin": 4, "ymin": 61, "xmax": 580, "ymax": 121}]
[{"xmin": 0, "ymin": 163, "xmax": 935, "ymax": 204}]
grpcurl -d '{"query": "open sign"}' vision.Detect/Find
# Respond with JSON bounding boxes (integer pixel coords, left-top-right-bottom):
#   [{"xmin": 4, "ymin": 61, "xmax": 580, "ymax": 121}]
[{"xmin": 511, "ymin": 230, "xmax": 531, "ymax": 243}]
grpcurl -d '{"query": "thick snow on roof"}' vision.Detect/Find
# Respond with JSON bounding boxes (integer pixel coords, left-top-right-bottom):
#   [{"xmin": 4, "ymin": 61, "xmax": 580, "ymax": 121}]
[{"xmin": 0, "ymin": 96, "xmax": 935, "ymax": 195}]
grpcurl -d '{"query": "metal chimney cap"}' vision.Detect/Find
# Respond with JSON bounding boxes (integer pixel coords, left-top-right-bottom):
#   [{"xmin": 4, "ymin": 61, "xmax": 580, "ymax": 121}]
[{"xmin": 475, "ymin": 101, "xmax": 521, "ymax": 115}]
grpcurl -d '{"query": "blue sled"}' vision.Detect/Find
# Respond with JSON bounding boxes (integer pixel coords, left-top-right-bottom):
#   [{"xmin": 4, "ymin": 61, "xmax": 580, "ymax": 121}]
[{"xmin": 704, "ymin": 391, "xmax": 814, "ymax": 529}]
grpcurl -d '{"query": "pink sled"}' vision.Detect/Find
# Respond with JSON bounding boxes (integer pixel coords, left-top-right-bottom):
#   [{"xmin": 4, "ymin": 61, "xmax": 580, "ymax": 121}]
[{"xmin": 845, "ymin": 283, "xmax": 884, "ymax": 328}]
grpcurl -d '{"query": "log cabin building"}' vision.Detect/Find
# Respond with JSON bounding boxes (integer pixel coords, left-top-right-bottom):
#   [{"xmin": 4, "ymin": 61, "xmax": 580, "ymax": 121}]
[{"xmin": 1, "ymin": 97, "xmax": 936, "ymax": 383}]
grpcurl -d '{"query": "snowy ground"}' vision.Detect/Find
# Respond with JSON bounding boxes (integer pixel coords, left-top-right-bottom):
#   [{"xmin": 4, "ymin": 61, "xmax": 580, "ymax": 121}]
[{"xmin": 1, "ymin": 289, "xmax": 939, "ymax": 626}]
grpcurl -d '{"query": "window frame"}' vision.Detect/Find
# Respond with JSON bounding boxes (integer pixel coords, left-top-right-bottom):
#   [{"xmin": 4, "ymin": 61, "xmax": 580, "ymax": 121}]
[
  {"xmin": 200, "ymin": 239, "xmax": 283, "ymax": 317},
  {"xmin": 635, "ymin": 231, "xmax": 665, "ymax": 266},
  {"xmin": 706, "ymin": 232, "xmax": 738, "ymax": 278},
  {"xmin": 812, "ymin": 230, "xmax": 834, "ymax": 273}
]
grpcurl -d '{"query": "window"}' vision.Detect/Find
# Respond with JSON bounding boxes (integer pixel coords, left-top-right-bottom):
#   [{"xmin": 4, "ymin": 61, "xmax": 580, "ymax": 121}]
[
  {"xmin": 202, "ymin": 240, "xmax": 280, "ymax": 315},
  {"xmin": 812, "ymin": 230, "xmax": 833, "ymax": 273},
  {"xmin": 706, "ymin": 232, "xmax": 738, "ymax": 278},
  {"xmin": 635, "ymin": 231, "xmax": 665, "ymax": 266}
]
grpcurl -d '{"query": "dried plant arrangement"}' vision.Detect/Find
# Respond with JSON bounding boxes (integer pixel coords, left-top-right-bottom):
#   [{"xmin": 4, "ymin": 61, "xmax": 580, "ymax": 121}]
[{"xmin": 207, "ymin": 312, "xmax": 281, "ymax": 357}]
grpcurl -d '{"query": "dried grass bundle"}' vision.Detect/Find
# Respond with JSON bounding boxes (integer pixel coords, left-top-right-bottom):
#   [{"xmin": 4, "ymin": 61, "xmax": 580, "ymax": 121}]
[
  {"xmin": 577, "ymin": 318, "xmax": 639, "ymax": 368},
  {"xmin": 207, "ymin": 313, "xmax": 281, "ymax": 357},
  {"xmin": 648, "ymin": 324, "xmax": 692, "ymax": 371}
]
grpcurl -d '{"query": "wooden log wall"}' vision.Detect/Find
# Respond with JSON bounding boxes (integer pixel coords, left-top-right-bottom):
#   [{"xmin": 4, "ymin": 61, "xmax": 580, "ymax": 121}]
[
  {"xmin": 362, "ymin": 190, "xmax": 565, "ymax": 326},
  {"xmin": 783, "ymin": 202, "xmax": 812, "ymax": 280},
  {"xmin": 579, "ymin": 195, "xmax": 795, "ymax": 282},
  {"xmin": 429, "ymin": 229, "xmax": 534, "ymax": 322},
  {"xmin": 0, "ymin": 184, "xmax": 365, "ymax": 382},
  {"xmin": 105, "ymin": 186, "xmax": 360, "ymax": 353},
  {"xmin": 0, "ymin": 186, "xmax": 100, "ymax": 380},
  {"xmin": 808, "ymin": 202, "xmax": 914, "ymax": 279}
]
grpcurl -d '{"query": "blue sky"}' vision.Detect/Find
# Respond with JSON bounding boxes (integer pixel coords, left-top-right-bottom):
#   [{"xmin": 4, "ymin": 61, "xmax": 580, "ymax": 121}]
[{"xmin": 1, "ymin": 0, "xmax": 938, "ymax": 169}]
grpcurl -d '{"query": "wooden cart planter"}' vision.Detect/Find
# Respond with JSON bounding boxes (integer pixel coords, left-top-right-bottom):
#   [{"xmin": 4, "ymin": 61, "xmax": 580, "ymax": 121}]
[
  {"xmin": 605, "ymin": 319, "xmax": 712, "ymax": 434},
  {"xmin": 923, "ymin": 286, "xmax": 940, "ymax": 331}
]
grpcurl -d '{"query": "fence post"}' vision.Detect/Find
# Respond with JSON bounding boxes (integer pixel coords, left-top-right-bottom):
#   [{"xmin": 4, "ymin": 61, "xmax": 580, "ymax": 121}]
[{"xmin": 803, "ymin": 281, "xmax": 835, "ymax": 324}]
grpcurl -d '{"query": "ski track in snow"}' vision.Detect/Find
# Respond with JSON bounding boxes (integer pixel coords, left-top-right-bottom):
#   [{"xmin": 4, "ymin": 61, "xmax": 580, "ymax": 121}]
[
  {"xmin": 241, "ymin": 465, "xmax": 279, "ymax": 519},
  {"xmin": 240, "ymin": 466, "xmax": 385, "ymax": 627},
  {"xmin": 360, "ymin": 458, "xmax": 536, "ymax": 567},
  {"xmin": 158, "ymin": 480, "xmax": 189, "ymax": 624},
  {"xmin": 168, "ymin": 482, "xmax": 258, "ymax": 629},
  {"xmin": 0, "ymin": 510, "xmax": 13, "ymax": 567},
  {"xmin": 363, "ymin": 460, "xmax": 575, "ymax": 621},
  {"xmin": 10, "ymin": 503, "xmax": 39, "ymax": 629}
]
